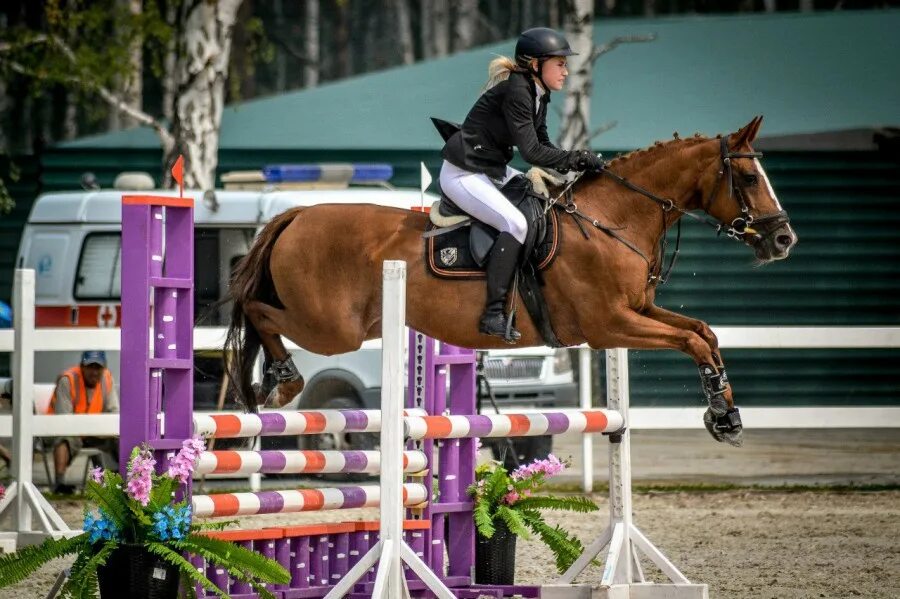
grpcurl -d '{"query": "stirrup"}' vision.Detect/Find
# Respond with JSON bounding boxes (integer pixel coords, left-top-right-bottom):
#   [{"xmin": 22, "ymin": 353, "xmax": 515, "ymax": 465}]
[{"xmin": 479, "ymin": 313, "xmax": 521, "ymax": 343}]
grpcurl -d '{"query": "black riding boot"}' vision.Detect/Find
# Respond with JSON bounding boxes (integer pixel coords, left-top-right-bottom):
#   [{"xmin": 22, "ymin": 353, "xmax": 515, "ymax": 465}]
[{"xmin": 479, "ymin": 232, "xmax": 523, "ymax": 343}]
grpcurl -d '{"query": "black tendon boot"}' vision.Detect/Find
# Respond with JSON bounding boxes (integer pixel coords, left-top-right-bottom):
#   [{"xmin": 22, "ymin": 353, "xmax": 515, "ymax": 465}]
[{"xmin": 479, "ymin": 232, "xmax": 523, "ymax": 343}]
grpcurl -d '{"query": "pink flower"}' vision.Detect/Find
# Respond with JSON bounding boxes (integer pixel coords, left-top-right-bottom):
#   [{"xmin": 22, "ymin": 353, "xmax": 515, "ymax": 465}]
[
  {"xmin": 166, "ymin": 435, "xmax": 206, "ymax": 484},
  {"xmin": 90, "ymin": 467, "xmax": 104, "ymax": 484},
  {"xmin": 0, "ymin": 484, "xmax": 5, "ymax": 500},
  {"xmin": 511, "ymin": 454, "xmax": 566, "ymax": 481},
  {"xmin": 126, "ymin": 448, "xmax": 156, "ymax": 506},
  {"xmin": 502, "ymin": 490, "xmax": 520, "ymax": 505}
]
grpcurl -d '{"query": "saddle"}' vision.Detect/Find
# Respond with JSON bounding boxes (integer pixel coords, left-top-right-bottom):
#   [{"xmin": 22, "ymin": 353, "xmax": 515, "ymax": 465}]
[{"xmin": 424, "ymin": 173, "xmax": 564, "ymax": 347}]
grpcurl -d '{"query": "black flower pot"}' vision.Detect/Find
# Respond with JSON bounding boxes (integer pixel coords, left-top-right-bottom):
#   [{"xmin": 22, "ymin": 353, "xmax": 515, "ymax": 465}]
[
  {"xmin": 97, "ymin": 543, "xmax": 180, "ymax": 599},
  {"xmin": 474, "ymin": 518, "xmax": 517, "ymax": 585}
]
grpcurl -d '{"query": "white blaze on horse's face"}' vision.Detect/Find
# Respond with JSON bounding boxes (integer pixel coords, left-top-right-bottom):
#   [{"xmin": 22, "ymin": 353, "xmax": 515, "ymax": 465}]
[{"xmin": 753, "ymin": 158, "xmax": 782, "ymax": 211}]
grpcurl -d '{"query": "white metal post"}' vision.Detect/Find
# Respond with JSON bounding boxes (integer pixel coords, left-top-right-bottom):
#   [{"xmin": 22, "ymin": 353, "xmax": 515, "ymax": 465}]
[
  {"xmin": 579, "ymin": 347, "xmax": 594, "ymax": 493},
  {"xmin": 12, "ymin": 269, "xmax": 36, "ymax": 534},
  {"xmin": 324, "ymin": 261, "xmax": 454, "ymax": 599},
  {"xmin": 558, "ymin": 348, "xmax": 707, "ymax": 598},
  {"xmin": 0, "ymin": 269, "xmax": 74, "ymax": 551}
]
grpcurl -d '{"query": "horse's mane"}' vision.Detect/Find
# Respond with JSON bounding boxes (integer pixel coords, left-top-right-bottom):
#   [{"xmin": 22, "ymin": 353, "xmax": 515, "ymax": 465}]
[{"xmin": 573, "ymin": 133, "xmax": 720, "ymax": 188}]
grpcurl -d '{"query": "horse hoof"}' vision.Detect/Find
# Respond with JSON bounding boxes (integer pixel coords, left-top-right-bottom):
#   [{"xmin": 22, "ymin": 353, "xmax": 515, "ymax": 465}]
[
  {"xmin": 704, "ymin": 408, "xmax": 744, "ymax": 447},
  {"xmin": 265, "ymin": 378, "xmax": 305, "ymax": 408}
]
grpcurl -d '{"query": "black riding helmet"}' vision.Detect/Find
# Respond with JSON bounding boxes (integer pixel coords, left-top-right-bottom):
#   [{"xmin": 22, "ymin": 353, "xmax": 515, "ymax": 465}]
[{"xmin": 515, "ymin": 27, "xmax": 576, "ymax": 90}]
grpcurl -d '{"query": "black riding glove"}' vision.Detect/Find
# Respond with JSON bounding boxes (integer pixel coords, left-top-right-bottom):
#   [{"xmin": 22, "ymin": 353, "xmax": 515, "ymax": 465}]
[{"xmin": 566, "ymin": 149, "xmax": 605, "ymax": 173}]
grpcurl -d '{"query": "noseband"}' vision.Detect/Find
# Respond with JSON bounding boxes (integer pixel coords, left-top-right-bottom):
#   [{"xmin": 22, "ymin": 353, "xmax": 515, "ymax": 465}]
[
  {"xmin": 551, "ymin": 137, "xmax": 791, "ymax": 285},
  {"xmin": 705, "ymin": 137, "xmax": 790, "ymax": 242}
]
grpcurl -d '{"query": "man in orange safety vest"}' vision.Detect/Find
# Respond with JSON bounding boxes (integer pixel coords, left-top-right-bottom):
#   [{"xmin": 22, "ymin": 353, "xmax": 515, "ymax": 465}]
[{"xmin": 49, "ymin": 350, "xmax": 119, "ymax": 494}]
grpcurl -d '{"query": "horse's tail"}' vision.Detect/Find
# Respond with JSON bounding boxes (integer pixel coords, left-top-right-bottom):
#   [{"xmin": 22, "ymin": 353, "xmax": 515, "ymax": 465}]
[{"xmin": 224, "ymin": 207, "xmax": 300, "ymax": 413}]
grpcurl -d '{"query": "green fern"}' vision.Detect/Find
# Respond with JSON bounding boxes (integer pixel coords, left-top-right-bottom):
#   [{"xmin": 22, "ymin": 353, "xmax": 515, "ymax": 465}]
[
  {"xmin": 0, "ymin": 533, "xmax": 87, "ymax": 587},
  {"xmin": 142, "ymin": 541, "xmax": 229, "ymax": 599},
  {"xmin": 495, "ymin": 505, "xmax": 530, "ymax": 539},
  {"xmin": 514, "ymin": 494, "xmax": 599, "ymax": 513},
  {"xmin": 179, "ymin": 572, "xmax": 199, "ymax": 599},
  {"xmin": 473, "ymin": 496, "xmax": 495, "ymax": 537},
  {"xmin": 84, "ymin": 478, "xmax": 130, "ymax": 530},
  {"xmin": 176, "ymin": 534, "xmax": 291, "ymax": 585},
  {"xmin": 62, "ymin": 539, "xmax": 116, "ymax": 598},
  {"xmin": 520, "ymin": 511, "xmax": 589, "ymax": 573},
  {"xmin": 147, "ymin": 476, "xmax": 178, "ymax": 512}
]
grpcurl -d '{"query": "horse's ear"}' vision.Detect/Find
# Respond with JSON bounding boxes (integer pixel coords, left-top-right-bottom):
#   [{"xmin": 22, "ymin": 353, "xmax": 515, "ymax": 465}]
[{"xmin": 729, "ymin": 116, "xmax": 764, "ymax": 148}]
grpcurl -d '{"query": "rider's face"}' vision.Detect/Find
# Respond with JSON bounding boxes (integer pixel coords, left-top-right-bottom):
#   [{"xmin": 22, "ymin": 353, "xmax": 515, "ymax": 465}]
[{"xmin": 541, "ymin": 57, "xmax": 568, "ymax": 91}]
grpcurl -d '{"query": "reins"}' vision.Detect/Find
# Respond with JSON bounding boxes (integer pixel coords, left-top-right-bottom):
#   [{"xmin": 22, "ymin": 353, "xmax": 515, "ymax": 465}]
[{"xmin": 545, "ymin": 138, "xmax": 789, "ymax": 285}]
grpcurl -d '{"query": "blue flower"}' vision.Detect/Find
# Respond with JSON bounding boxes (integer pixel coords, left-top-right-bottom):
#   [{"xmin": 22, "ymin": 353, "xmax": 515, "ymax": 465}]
[
  {"xmin": 83, "ymin": 510, "xmax": 120, "ymax": 544},
  {"xmin": 151, "ymin": 504, "xmax": 192, "ymax": 541}
]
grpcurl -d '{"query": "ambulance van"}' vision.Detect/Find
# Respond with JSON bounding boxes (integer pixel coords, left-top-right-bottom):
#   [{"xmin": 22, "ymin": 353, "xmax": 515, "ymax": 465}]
[{"xmin": 15, "ymin": 166, "xmax": 575, "ymax": 460}]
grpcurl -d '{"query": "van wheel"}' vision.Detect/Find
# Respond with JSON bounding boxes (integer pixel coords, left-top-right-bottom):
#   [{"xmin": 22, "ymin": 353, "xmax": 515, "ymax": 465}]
[
  {"xmin": 298, "ymin": 396, "xmax": 378, "ymax": 482},
  {"xmin": 491, "ymin": 435, "xmax": 553, "ymax": 471}
]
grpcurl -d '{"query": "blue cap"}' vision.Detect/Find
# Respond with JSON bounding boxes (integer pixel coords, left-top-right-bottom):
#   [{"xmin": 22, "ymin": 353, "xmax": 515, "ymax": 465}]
[{"xmin": 81, "ymin": 350, "xmax": 107, "ymax": 366}]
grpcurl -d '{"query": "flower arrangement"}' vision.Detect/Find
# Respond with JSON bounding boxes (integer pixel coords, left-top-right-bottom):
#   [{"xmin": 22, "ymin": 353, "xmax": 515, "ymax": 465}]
[
  {"xmin": 0, "ymin": 436, "xmax": 289, "ymax": 598},
  {"xmin": 469, "ymin": 454, "xmax": 599, "ymax": 573}
]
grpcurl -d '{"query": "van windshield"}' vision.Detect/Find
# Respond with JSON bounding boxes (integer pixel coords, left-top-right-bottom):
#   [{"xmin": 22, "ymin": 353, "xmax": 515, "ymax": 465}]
[{"xmin": 74, "ymin": 233, "xmax": 121, "ymax": 300}]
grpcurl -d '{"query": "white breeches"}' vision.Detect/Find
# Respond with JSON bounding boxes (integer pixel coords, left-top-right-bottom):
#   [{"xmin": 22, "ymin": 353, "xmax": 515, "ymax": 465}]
[{"xmin": 438, "ymin": 160, "xmax": 528, "ymax": 243}]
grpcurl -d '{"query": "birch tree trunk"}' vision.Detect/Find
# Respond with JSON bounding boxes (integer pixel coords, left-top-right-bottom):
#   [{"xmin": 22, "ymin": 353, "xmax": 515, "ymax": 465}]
[
  {"xmin": 453, "ymin": 0, "xmax": 478, "ymax": 51},
  {"xmin": 394, "ymin": 0, "xmax": 414, "ymax": 65},
  {"xmin": 167, "ymin": 0, "xmax": 243, "ymax": 190},
  {"xmin": 557, "ymin": 0, "xmax": 594, "ymax": 150},
  {"xmin": 304, "ymin": 0, "xmax": 319, "ymax": 87},
  {"xmin": 433, "ymin": 1, "xmax": 450, "ymax": 57}
]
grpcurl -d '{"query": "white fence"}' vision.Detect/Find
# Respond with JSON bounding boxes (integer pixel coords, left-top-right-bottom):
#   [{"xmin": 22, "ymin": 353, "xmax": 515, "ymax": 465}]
[{"xmin": 2, "ymin": 269, "xmax": 900, "ymax": 493}]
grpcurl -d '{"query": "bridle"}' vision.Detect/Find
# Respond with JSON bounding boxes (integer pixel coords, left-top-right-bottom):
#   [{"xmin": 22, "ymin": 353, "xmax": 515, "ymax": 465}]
[{"xmin": 547, "ymin": 137, "xmax": 791, "ymax": 285}]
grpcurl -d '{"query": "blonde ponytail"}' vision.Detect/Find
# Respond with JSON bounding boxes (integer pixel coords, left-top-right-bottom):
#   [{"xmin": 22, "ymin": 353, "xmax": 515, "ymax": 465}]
[{"xmin": 483, "ymin": 55, "xmax": 519, "ymax": 90}]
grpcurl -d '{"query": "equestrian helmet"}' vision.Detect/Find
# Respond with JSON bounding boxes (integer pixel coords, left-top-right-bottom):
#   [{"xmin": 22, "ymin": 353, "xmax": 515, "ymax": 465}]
[{"xmin": 515, "ymin": 27, "xmax": 577, "ymax": 64}]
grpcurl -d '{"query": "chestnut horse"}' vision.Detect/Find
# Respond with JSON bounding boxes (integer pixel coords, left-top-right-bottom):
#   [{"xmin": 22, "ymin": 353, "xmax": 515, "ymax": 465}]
[{"xmin": 224, "ymin": 116, "xmax": 796, "ymax": 446}]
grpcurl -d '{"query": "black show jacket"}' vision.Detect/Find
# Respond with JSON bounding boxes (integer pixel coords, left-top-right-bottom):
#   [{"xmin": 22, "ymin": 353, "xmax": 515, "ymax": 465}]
[{"xmin": 441, "ymin": 71, "xmax": 572, "ymax": 180}]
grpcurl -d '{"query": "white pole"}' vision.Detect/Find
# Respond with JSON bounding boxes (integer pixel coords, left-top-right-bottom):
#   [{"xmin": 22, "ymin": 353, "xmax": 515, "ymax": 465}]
[
  {"xmin": 606, "ymin": 348, "xmax": 634, "ymax": 585},
  {"xmin": 12, "ymin": 269, "xmax": 36, "ymax": 534},
  {"xmin": 579, "ymin": 347, "xmax": 593, "ymax": 493},
  {"xmin": 377, "ymin": 260, "xmax": 407, "ymax": 597}
]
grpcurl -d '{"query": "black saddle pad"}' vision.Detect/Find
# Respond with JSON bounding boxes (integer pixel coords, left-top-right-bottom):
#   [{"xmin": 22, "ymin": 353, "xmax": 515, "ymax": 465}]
[{"xmin": 425, "ymin": 196, "xmax": 560, "ymax": 279}]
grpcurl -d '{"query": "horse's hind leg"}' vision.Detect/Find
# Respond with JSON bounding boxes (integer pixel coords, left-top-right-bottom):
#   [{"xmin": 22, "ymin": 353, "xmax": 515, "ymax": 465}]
[{"xmin": 245, "ymin": 300, "xmax": 305, "ymax": 408}]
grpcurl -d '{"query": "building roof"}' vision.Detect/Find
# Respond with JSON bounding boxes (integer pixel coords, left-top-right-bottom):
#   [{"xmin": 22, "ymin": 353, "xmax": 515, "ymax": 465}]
[{"xmin": 62, "ymin": 10, "xmax": 900, "ymax": 152}]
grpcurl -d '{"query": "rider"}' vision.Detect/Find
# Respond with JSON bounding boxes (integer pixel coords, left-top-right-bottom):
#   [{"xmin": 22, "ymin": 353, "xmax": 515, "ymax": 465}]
[{"xmin": 439, "ymin": 27, "xmax": 605, "ymax": 343}]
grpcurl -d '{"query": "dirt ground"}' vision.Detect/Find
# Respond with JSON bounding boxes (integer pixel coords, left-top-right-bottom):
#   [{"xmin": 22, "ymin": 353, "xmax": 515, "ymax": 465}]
[
  {"xmin": 2, "ymin": 489, "xmax": 898, "ymax": 599},
  {"xmin": 3, "ymin": 429, "xmax": 899, "ymax": 598}
]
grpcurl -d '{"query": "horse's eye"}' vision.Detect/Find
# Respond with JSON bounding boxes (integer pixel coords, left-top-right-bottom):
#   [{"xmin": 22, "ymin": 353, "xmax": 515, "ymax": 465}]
[{"xmin": 742, "ymin": 174, "xmax": 758, "ymax": 186}]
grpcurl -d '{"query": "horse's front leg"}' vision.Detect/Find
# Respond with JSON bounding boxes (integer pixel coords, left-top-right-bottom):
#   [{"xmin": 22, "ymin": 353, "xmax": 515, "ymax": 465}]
[
  {"xmin": 586, "ymin": 308, "xmax": 742, "ymax": 447},
  {"xmin": 640, "ymin": 305, "xmax": 742, "ymax": 446}
]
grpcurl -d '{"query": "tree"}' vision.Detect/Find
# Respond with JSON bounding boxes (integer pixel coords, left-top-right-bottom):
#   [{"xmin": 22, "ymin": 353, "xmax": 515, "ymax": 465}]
[
  {"xmin": 0, "ymin": 0, "xmax": 244, "ymax": 191},
  {"xmin": 557, "ymin": 1, "xmax": 656, "ymax": 150},
  {"xmin": 558, "ymin": 0, "xmax": 595, "ymax": 150}
]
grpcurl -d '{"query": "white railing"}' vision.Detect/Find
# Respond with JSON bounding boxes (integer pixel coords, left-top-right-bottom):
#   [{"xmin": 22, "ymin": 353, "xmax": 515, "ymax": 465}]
[
  {"xmin": 575, "ymin": 326, "xmax": 900, "ymax": 491},
  {"xmin": 2, "ymin": 271, "xmax": 899, "ymax": 492}
]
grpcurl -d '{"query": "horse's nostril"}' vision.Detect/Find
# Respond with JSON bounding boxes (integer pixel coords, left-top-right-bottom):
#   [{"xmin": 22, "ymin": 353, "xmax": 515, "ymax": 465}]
[{"xmin": 775, "ymin": 234, "xmax": 793, "ymax": 249}]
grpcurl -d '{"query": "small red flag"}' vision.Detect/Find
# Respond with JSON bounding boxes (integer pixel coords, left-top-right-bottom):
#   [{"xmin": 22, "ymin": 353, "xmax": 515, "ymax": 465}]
[{"xmin": 171, "ymin": 155, "xmax": 184, "ymax": 197}]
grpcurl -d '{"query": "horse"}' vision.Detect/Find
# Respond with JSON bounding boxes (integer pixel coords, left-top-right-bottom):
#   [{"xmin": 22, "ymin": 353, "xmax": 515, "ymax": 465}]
[{"xmin": 224, "ymin": 116, "xmax": 797, "ymax": 447}]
